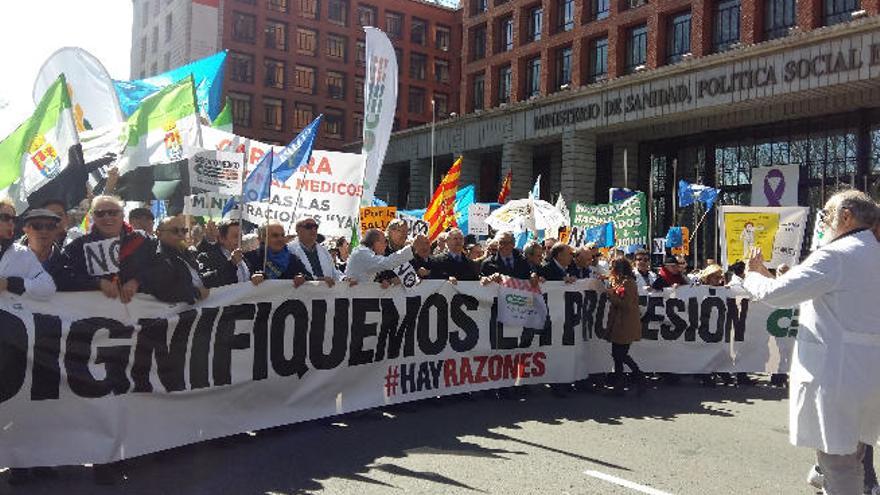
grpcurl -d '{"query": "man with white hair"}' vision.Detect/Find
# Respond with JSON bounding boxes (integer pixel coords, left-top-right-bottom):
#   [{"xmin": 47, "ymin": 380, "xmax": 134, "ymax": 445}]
[
  {"xmin": 287, "ymin": 217, "xmax": 341, "ymax": 286},
  {"xmin": 744, "ymin": 190, "xmax": 880, "ymax": 495},
  {"xmin": 345, "ymin": 228, "xmax": 431, "ymax": 285}
]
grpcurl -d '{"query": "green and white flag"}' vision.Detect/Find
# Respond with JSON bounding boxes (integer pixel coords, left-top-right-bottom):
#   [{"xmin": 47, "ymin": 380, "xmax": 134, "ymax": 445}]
[
  {"xmin": 210, "ymin": 97, "xmax": 233, "ymax": 133},
  {"xmin": 0, "ymin": 74, "xmax": 80, "ymax": 204},
  {"xmin": 117, "ymin": 76, "xmax": 201, "ymax": 174}
]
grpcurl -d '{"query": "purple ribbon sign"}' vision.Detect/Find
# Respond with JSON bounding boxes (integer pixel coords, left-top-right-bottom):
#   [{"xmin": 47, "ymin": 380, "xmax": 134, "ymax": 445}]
[{"xmin": 763, "ymin": 168, "xmax": 786, "ymax": 206}]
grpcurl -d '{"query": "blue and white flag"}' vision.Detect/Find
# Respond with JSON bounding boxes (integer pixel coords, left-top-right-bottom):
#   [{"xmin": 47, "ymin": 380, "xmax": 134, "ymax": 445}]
[
  {"xmin": 272, "ymin": 115, "xmax": 322, "ymax": 183},
  {"xmin": 678, "ymin": 180, "xmax": 719, "ymax": 210},
  {"xmin": 529, "ymin": 175, "xmax": 541, "ymax": 200},
  {"xmin": 665, "ymin": 226, "xmax": 683, "ymax": 248},
  {"xmin": 610, "ymin": 188, "xmax": 638, "ymax": 203},
  {"xmin": 585, "ymin": 222, "xmax": 614, "ymax": 248},
  {"xmin": 242, "ymin": 149, "xmax": 273, "ymax": 203}
]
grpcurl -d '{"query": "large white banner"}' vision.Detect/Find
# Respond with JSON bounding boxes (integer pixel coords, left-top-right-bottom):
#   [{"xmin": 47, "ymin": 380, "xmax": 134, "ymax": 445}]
[
  {"xmin": 241, "ymin": 150, "xmax": 365, "ymax": 238},
  {"xmin": 1, "ymin": 280, "xmax": 795, "ymax": 468},
  {"xmin": 751, "ymin": 164, "xmax": 799, "ymax": 207},
  {"xmin": 360, "ymin": 27, "xmax": 398, "ymax": 206},
  {"xmin": 718, "ymin": 205, "xmax": 809, "ymax": 268}
]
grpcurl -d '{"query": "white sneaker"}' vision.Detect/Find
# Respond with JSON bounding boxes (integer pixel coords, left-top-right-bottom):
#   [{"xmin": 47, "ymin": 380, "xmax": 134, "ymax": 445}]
[{"xmin": 807, "ymin": 465, "xmax": 825, "ymax": 489}]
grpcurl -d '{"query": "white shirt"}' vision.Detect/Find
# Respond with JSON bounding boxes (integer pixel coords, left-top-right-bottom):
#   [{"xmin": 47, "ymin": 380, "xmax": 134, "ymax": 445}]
[
  {"xmin": 743, "ymin": 229, "xmax": 880, "ymax": 454},
  {"xmin": 0, "ymin": 243, "xmax": 57, "ymax": 301},
  {"xmin": 344, "ymin": 245, "xmax": 414, "ymax": 283},
  {"xmin": 287, "ymin": 240, "xmax": 342, "ymax": 281}
]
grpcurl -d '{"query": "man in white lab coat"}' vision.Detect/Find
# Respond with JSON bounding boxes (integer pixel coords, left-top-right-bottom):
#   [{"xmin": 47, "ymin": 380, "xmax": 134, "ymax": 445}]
[{"xmin": 743, "ymin": 190, "xmax": 880, "ymax": 495}]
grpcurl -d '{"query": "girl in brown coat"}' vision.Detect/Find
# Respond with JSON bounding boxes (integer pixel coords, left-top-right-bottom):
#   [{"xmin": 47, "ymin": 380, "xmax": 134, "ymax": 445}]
[{"xmin": 606, "ymin": 258, "xmax": 645, "ymax": 394}]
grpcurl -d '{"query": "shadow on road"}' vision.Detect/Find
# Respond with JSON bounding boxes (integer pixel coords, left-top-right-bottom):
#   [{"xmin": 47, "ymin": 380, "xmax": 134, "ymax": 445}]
[{"xmin": 0, "ymin": 381, "xmax": 787, "ymax": 495}]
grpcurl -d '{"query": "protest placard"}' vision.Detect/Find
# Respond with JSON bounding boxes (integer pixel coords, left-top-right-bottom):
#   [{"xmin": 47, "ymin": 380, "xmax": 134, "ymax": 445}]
[{"xmin": 359, "ymin": 206, "xmax": 397, "ymax": 234}]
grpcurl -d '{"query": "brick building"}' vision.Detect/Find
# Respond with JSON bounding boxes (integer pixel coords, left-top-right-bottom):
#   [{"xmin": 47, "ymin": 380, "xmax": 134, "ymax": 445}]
[
  {"xmin": 371, "ymin": 1, "xmax": 880, "ymax": 261},
  {"xmin": 130, "ymin": 0, "xmax": 461, "ymax": 151}
]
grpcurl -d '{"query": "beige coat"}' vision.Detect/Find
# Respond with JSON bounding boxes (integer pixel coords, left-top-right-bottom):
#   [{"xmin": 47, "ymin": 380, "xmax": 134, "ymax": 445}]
[{"xmin": 607, "ymin": 278, "xmax": 642, "ymax": 345}]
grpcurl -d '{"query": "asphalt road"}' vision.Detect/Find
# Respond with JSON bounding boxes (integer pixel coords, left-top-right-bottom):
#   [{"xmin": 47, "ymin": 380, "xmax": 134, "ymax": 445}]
[{"xmin": 2, "ymin": 378, "xmax": 869, "ymax": 495}]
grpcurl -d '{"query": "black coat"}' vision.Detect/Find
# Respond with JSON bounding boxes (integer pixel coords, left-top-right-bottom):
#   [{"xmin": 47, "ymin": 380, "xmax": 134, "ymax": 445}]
[
  {"xmin": 480, "ymin": 250, "xmax": 532, "ymax": 280},
  {"xmin": 244, "ymin": 246, "xmax": 312, "ymax": 280},
  {"xmin": 537, "ymin": 260, "xmax": 570, "ymax": 281},
  {"xmin": 376, "ymin": 244, "xmax": 427, "ymax": 282},
  {"xmin": 195, "ymin": 239, "xmax": 243, "ymax": 288},
  {"xmin": 49, "ymin": 226, "xmax": 154, "ymax": 292},
  {"xmin": 140, "ymin": 243, "xmax": 203, "ymax": 304},
  {"xmin": 427, "ymin": 252, "xmax": 480, "ymax": 281}
]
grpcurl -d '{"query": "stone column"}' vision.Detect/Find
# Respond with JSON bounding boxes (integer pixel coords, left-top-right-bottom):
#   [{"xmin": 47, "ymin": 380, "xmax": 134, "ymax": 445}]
[
  {"xmin": 548, "ymin": 144, "xmax": 563, "ymax": 202},
  {"xmin": 408, "ymin": 158, "xmax": 430, "ymax": 209},
  {"xmin": 560, "ymin": 130, "xmax": 596, "ymax": 204},
  {"xmin": 611, "ymin": 142, "xmax": 638, "ymax": 189},
  {"xmin": 502, "ymin": 141, "xmax": 533, "ymax": 200},
  {"xmin": 459, "ymin": 152, "xmax": 481, "ymax": 199}
]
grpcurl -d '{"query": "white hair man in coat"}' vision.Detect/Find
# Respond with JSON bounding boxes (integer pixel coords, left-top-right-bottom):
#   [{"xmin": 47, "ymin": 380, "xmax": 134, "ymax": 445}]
[
  {"xmin": 743, "ymin": 189, "xmax": 880, "ymax": 495},
  {"xmin": 287, "ymin": 218, "xmax": 341, "ymax": 286}
]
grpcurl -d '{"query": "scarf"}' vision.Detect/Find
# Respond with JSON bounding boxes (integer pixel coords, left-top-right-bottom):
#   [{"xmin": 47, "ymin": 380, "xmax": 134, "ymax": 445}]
[
  {"xmin": 265, "ymin": 246, "xmax": 291, "ymax": 279},
  {"xmin": 657, "ymin": 266, "xmax": 687, "ymax": 286}
]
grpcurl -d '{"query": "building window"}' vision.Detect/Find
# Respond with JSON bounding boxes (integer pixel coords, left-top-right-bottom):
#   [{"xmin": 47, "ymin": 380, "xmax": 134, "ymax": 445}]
[
  {"xmin": 293, "ymin": 65, "xmax": 316, "ymax": 94},
  {"xmin": 498, "ymin": 16, "xmax": 514, "ymax": 52},
  {"xmin": 232, "ymin": 12, "xmax": 257, "ymax": 43},
  {"xmin": 165, "ymin": 14, "xmax": 173, "ymax": 42},
  {"xmin": 294, "ymin": 103, "xmax": 314, "ymax": 130},
  {"xmin": 625, "ymin": 24, "xmax": 648, "ymax": 73},
  {"xmin": 472, "ymin": 0, "xmax": 488, "ymax": 15},
  {"xmin": 328, "ymin": 0, "xmax": 348, "ymax": 26},
  {"xmin": 230, "ymin": 92, "xmax": 252, "ymax": 128},
  {"xmin": 824, "ymin": 0, "xmax": 859, "ymax": 26},
  {"xmin": 434, "ymin": 59, "xmax": 450, "ymax": 83},
  {"xmin": 264, "ymin": 59, "xmax": 286, "ymax": 89},
  {"xmin": 394, "ymin": 48, "xmax": 403, "ymax": 70},
  {"xmin": 411, "ymin": 18, "xmax": 427, "ymax": 45},
  {"xmin": 355, "ymin": 77, "xmax": 364, "ymax": 103},
  {"xmin": 556, "ymin": 46, "xmax": 572, "ymax": 88},
  {"xmin": 764, "ymin": 0, "xmax": 796, "ymax": 39},
  {"xmin": 408, "ymin": 86, "xmax": 426, "ymax": 114},
  {"xmin": 434, "ymin": 93, "xmax": 449, "ymax": 117},
  {"xmin": 268, "ymin": 0, "xmax": 289, "ymax": 13},
  {"xmin": 472, "ymin": 25, "xmax": 486, "ymax": 61},
  {"xmin": 527, "ymin": 6, "xmax": 542, "ymax": 42},
  {"xmin": 589, "ymin": 36, "xmax": 608, "ymax": 81},
  {"xmin": 326, "ymin": 34, "xmax": 347, "ymax": 61},
  {"xmin": 557, "ymin": 0, "xmax": 574, "ymax": 32},
  {"xmin": 152, "ymin": 26, "xmax": 159, "ymax": 52},
  {"xmin": 498, "ymin": 65, "xmax": 512, "ymax": 104},
  {"xmin": 327, "ymin": 71, "xmax": 346, "ymax": 99},
  {"xmin": 229, "ymin": 52, "xmax": 254, "ymax": 82},
  {"xmin": 353, "ymin": 113, "xmax": 364, "ymax": 139},
  {"xmin": 356, "ymin": 40, "xmax": 366, "ymax": 67},
  {"xmin": 299, "ymin": 0, "xmax": 319, "ymax": 19},
  {"xmin": 410, "ymin": 53, "xmax": 427, "ymax": 80},
  {"xmin": 526, "ymin": 57, "xmax": 541, "ymax": 97},
  {"xmin": 590, "ymin": 0, "xmax": 609, "ymax": 20},
  {"xmin": 263, "ymin": 98, "xmax": 284, "ymax": 131},
  {"xmin": 325, "ymin": 109, "xmax": 344, "ymax": 139},
  {"xmin": 714, "ymin": 0, "xmax": 741, "ymax": 52},
  {"xmin": 265, "ymin": 20, "xmax": 288, "ymax": 51},
  {"xmin": 436, "ymin": 25, "xmax": 451, "ymax": 51},
  {"xmin": 297, "ymin": 28, "xmax": 317, "ymax": 56},
  {"xmin": 472, "ymin": 74, "xmax": 485, "ymax": 111},
  {"xmin": 667, "ymin": 11, "xmax": 691, "ymax": 64},
  {"xmin": 385, "ymin": 12, "xmax": 403, "ymax": 39},
  {"xmin": 357, "ymin": 5, "xmax": 377, "ymax": 26}
]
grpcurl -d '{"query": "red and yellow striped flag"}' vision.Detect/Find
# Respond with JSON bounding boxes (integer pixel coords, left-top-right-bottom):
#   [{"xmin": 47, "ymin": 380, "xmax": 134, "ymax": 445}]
[
  {"xmin": 498, "ymin": 168, "xmax": 512, "ymax": 204},
  {"xmin": 424, "ymin": 157, "xmax": 462, "ymax": 241}
]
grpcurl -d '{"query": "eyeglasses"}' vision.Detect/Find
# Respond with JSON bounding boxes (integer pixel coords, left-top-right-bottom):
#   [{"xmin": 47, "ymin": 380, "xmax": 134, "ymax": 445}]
[
  {"xmin": 635, "ymin": 256, "xmax": 648, "ymax": 261},
  {"xmin": 269, "ymin": 232, "xmax": 285, "ymax": 238},
  {"xmin": 0, "ymin": 213, "xmax": 16, "ymax": 222},
  {"xmin": 93, "ymin": 209, "xmax": 121, "ymax": 218},
  {"xmin": 160, "ymin": 227, "xmax": 189, "ymax": 236},
  {"xmin": 26, "ymin": 221, "xmax": 58, "ymax": 231},
  {"xmin": 301, "ymin": 224, "xmax": 318, "ymax": 230}
]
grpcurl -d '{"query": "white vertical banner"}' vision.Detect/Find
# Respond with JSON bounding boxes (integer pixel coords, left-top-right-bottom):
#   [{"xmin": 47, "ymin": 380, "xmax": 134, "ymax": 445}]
[
  {"xmin": 360, "ymin": 27, "xmax": 398, "ymax": 206},
  {"xmin": 751, "ymin": 164, "xmax": 799, "ymax": 206}
]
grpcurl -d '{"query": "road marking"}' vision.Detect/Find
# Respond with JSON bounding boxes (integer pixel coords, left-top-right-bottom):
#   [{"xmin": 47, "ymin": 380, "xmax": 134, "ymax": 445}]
[{"xmin": 583, "ymin": 470, "xmax": 674, "ymax": 495}]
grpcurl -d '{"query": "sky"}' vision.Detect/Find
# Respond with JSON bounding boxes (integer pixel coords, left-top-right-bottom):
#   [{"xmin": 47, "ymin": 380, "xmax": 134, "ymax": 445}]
[{"xmin": 0, "ymin": 1, "xmax": 133, "ymax": 138}]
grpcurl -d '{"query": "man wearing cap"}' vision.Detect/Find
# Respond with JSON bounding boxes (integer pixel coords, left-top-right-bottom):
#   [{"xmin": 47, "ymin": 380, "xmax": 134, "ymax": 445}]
[
  {"xmin": 196, "ymin": 220, "xmax": 253, "ymax": 288},
  {"xmin": 0, "ymin": 204, "xmax": 57, "ymax": 302},
  {"xmin": 20, "ymin": 209, "xmax": 65, "ymax": 268},
  {"xmin": 128, "ymin": 207, "xmax": 155, "ymax": 235},
  {"xmin": 651, "ymin": 254, "xmax": 690, "ymax": 291},
  {"xmin": 287, "ymin": 217, "xmax": 340, "ymax": 286},
  {"xmin": 39, "ymin": 199, "xmax": 72, "ymax": 247}
]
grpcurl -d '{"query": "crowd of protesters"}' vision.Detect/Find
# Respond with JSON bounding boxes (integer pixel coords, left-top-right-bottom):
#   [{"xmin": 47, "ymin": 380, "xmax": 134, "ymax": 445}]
[{"xmin": 1, "ymin": 191, "xmax": 879, "ymax": 491}]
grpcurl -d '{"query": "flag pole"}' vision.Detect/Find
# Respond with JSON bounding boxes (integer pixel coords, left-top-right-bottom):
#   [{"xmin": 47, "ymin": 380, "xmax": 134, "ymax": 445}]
[
  {"xmin": 429, "ymin": 99, "xmax": 436, "ymax": 208},
  {"xmin": 261, "ymin": 150, "xmax": 274, "ymax": 274},
  {"xmin": 237, "ymin": 151, "xmax": 248, "ymax": 249}
]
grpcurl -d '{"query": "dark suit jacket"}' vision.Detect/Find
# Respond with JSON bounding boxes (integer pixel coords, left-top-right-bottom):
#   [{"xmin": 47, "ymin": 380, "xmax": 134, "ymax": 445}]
[
  {"xmin": 480, "ymin": 250, "xmax": 532, "ymax": 280},
  {"xmin": 140, "ymin": 243, "xmax": 203, "ymax": 304},
  {"xmin": 195, "ymin": 239, "xmax": 243, "ymax": 288},
  {"xmin": 427, "ymin": 252, "xmax": 480, "ymax": 281},
  {"xmin": 49, "ymin": 225, "xmax": 154, "ymax": 292},
  {"xmin": 244, "ymin": 246, "xmax": 312, "ymax": 280},
  {"xmin": 537, "ymin": 260, "xmax": 571, "ymax": 281}
]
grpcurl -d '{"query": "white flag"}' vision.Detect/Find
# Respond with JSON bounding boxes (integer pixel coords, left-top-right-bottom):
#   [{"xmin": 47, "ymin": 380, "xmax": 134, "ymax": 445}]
[{"xmin": 360, "ymin": 27, "xmax": 398, "ymax": 206}]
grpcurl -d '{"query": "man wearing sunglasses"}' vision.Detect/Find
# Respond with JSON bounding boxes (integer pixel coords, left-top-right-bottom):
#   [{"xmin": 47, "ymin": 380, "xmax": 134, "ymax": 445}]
[
  {"xmin": 49, "ymin": 195, "xmax": 154, "ymax": 303},
  {"xmin": 632, "ymin": 248, "xmax": 656, "ymax": 289},
  {"xmin": 139, "ymin": 216, "xmax": 210, "ymax": 304},
  {"xmin": 287, "ymin": 217, "xmax": 341, "ymax": 286},
  {"xmin": 0, "ymin": 201, "xmax": 57, "ymax": 302},
  {"xmin": 244, "ymin": 220, "xmax": 312, "ymax": 286}
]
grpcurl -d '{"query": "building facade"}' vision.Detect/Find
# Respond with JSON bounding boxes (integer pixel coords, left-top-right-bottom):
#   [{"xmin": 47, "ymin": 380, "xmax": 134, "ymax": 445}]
[
  {"xmin": 130, "ymin": 0, "xmax": 462, "ymax": 150},
  {"xmin": 370, "ymin": 2, "xmax": 880, "ymax": 260}
]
